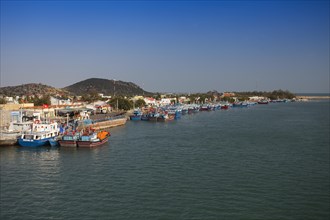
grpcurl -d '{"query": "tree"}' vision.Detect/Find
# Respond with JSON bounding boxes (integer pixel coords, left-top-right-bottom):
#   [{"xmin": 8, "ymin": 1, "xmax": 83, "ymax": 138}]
[
  {"xmin": 32, "ymin": 95, "xmax": 51, "ymax": 106},
  {"xmin": 108, "ymin": 98, "xmax": 132, "ymax": 111},
  {"xmin": 221, "ymin": 96, "xmax": 235, "ymax": 103},
  {"xmin": 154, "ymin": 93, "xmax": 162, "ymax": 100},
  {"xmin": 237, "ymin": 97, "xmax": 248, "ymax": 101},
  {"xmin": 0, "ymin": 98, "xmax": 7, "ymax": 104},
  {"xmin": 135, "ymin": 99, "xmax": 146, "ymax": 108},
  {"xmin": 81, "ymin": 92, "xmax": 101, "ymax": 103}
]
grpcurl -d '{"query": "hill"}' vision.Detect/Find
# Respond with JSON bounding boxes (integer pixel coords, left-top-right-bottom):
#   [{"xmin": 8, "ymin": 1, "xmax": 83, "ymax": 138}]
[
  {"xmin": 0, "ymin": 83, "xmax": 68, "ymax": 97},
  {"xmin": 0, "ymin": 78, "xmax": 153, "ymax": 98},
  {"xmin": 63, "ymin": 78, "xmax": 153, "ymax": 97}
]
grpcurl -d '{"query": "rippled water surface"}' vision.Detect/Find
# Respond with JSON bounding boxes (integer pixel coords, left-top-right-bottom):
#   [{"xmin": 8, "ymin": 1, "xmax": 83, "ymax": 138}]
[{"xmin": 1, "ymin": 101, "xmax": 329, "ymax": 219}]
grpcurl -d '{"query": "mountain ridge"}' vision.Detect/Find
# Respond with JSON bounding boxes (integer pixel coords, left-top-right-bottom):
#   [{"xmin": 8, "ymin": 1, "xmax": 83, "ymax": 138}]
[{"xmin": 0, "ymin": 78, "xmax": 153, "ymax": 97}]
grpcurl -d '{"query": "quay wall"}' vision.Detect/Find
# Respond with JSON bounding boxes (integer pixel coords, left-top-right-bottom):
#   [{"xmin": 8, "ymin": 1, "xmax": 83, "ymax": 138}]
[{"xmin": 91, "ymin": 118, "xmax": 127, "ymax": 130}]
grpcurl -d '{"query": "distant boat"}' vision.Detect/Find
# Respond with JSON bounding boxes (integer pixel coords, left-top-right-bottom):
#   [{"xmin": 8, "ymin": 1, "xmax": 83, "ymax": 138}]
[
  {"xmin": 167, "ymin": 107, "xmax": 182, "ymax": 119},
  {"xmin": 157, "ymin": 113, "xmax": 169, "ymax": 122},
  {"xmin": 129, "ymin": 109, "xmax": 142, "ymax": 121},
  {"xmin": 232, "ymin": 102, "xmax": 249, "ymax": 107},
  {"xmin": 200, "ymin": 104, "xmax": 211, "ymax": 111},
  {"xmin": 76, "ymin": 130, "xmax": 110, "ymax": 148},
  {"xmin": 181, "ymin": 106, "xmax": 188, "ymax": 115},
  {"xmin": 18, "ymin": 121, "xmax": 59, "ymax": 147},
  {"xmin": 141, "ymin": 114, "xmax": 149, "ymax": 121},
  {"xmin": 188, "ymin": 104, "xmax": 199, "ymax": 114},
  {"xmin": 147, "ymin": 112, "xmax": 159, "ymax": 122},
  {"xmin": 258, "ymin": 100, "xmax": 269, "ymax": 104}
]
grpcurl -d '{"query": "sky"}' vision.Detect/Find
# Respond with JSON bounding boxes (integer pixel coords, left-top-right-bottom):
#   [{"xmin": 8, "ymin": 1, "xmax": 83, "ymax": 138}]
[{"xmin": 0, "ymin": 0, "xmax": 329, "ymax": 94}]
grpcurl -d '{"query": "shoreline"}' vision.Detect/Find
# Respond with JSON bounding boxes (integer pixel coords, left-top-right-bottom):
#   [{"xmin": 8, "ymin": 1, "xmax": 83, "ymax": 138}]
[{"xmin": 296, "ymin": 96, "xmax": 330, "ymax": 100}]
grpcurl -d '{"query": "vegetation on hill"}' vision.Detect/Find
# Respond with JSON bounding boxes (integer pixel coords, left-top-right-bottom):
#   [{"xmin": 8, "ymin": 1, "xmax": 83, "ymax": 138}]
[
  {"xmin": 64, "ymin": 78, "xmax": 153, "ymax": 97},
  {"xmin": 0, "ymin": 83, "xmax": 67, "ymax": 97},
  {"xmin": 234, "ymin": 90, "xmax": 296, "ymax": 100},
  {"xmin": 0, "ymin": 97, "xmax": 7, "ymax": 104},
  {"xmin": 0, "ymin": 79, "xmax": 296, "ymax": 106}
]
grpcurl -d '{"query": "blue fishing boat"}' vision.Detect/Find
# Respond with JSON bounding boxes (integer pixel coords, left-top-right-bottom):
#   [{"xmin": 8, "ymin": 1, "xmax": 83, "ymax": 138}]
[
  {"xmin": 141, "ymin": 114, "xmax": 149, "ymax": 121},
  {"xmin": 232, "ymin": 102, "xmax": 248, "ymax": 107},
  {"xmin": 49, "ymin": 137, "xmax": 59, "ymax": 147},
  {"xmin": 167, "ymin": 107, "xmax": 182, "ymax": 119},
  {"xmin": 181, "ymin": 106, "xmax": 188, "ymax": 115},
  {"xmin": 18, "ymin": 121, "xmax": 60, "ymax": 147},
  {"xmin": 129, "ymin": 109, "xmax": 142, "ymax": 121},
  {"xmin": 147, "ymin": 111, "xmax": 159, "ymax": 122}
]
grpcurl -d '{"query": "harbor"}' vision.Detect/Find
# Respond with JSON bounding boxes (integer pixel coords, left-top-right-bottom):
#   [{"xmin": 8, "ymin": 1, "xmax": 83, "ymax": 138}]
[
  {"xmin": 0, "ymin": 97, "xmax": 305, "ymax": 147},
  {"xmin": 1, "ymin": 100, "xmax": 329, "ymax": 219},
  {"xmin": 1, "ymin": 0, "xmax": 329, "ymax": 219}
]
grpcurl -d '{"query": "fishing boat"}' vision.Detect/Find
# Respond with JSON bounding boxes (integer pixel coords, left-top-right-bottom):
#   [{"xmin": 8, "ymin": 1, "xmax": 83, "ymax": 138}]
[
  {"xmin": 18, "ymin": 121, "xmax": 59, "ymax": 147},
  {"xmin": 157, "ymin": 113, "xmax": 169, "ymax": 122},
  {"xmin": 129, "ymin": 109, "xmax": 142, "ymax": 121},
  {"xmin": 76, "ymin": 130, "xmax": 110, "ymax": 148},
  {"xmin": 188, "ymin": 104, "xmax": 199, "ymax": 114},
  {"xmin": 147, "ymin": 112, "xmax": 159, "ymax": 122},
  {"xmin": 258, "ymin": 99, "xmax": 269, "ymax": 104},
  {"xmin": 141, "ymin": 114, "xmax": 149, "ymax": 121},
  {"xmin": 167, "ymin": 107, "xmax": 182, "ymax": 119},
  {"xmin": 181, "ymin": 106, "xmax": 188, "ymax": 115},
  {"xmin": 200, "ymin": 104, "xmax": 211, "ymax": 111},
  {"xmin": 232, "ymin": 102, "xmax": 248, "ymax": 107},
  {"xmin": 58, "ymin": 132, "xmax": 80, "ymax": 147},
  {"xmin": 48, "ymin": 137, "xmax": 59, "ymax": 147}
]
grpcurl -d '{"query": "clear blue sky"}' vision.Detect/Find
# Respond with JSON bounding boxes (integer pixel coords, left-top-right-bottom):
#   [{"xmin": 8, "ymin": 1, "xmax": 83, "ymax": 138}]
[{"xmin": 1, "ymin": 0, "xmax": 329, "ymax": 93}]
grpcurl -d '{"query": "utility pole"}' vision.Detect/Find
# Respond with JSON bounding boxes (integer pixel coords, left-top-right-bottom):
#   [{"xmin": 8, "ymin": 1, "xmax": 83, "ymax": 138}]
[
  {"xmin": 113, "ymin": 79, "xmax": 116, "ymax": 98},
  {"xmin": 0, "ymin": 106, "xmax": 3, "ymax": 138}
]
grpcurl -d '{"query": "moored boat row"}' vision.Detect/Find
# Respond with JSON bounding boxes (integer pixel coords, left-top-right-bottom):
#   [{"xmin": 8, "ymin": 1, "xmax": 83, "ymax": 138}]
[
  {"xmin": 128, "ymin": 99, "xmax": 294, "ymax": 122},
  {"xmin": 8, "ymin": 116, "xmax": 112, "ymax": 148},
  {"xmin": 1, "ymin": 98, "xmax": 295, "ymax": 147}
]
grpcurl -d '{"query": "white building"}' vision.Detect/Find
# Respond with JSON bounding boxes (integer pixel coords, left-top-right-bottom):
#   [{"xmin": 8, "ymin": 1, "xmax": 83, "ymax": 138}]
[
  {"xmin": 50, "ymin": 96, "xmax": 72, "ymax": 106},
  {"xmin": 144, "ymin": 97, "xmax": 156, "ymax": 106}
]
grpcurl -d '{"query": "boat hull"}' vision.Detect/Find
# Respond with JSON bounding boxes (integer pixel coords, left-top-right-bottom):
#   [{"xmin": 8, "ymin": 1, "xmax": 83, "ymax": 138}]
[
  {"xmin": 77, "ymin": 137, "xmax": 108, "ymax": 148},
  {"xmin": 58, "ymin": 140, "xmax": 77, "ymax": 148},
  {"xmin": 141, "ymin": 115, "xmax": 149, "ymax": 121},
  {"xmin": 130, "ymin": 115, "xmax": 142, "ymax": 121},
  {"xmin": 49, "ymin": 138, "xmax": 59, "ymax": 147},
  {"xmin": 148, "ymin": 116, "xmax": 158, "ymax": 122},
  {"xmin": 18, "ymin": 138, "xmax": 51, "ymax": 147}
]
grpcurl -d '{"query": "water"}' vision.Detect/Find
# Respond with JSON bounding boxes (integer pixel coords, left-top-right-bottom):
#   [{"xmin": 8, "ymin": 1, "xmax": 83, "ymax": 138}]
[{"xmin": 1, "ymin": 101, "xmax": 329, "ymax": 219}]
